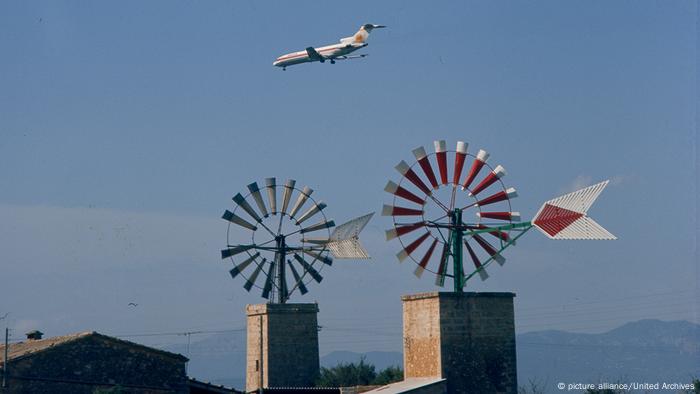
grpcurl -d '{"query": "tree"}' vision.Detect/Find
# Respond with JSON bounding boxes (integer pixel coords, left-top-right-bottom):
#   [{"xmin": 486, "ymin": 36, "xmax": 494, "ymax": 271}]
[
  {"xmin": 316, "ymin": 357, "xmax": 376, "ymax": 387},
  {"xmin": 373, "ymin": 365, "xmax": 403, "ymax": 385},
  {"xmin": 316, "ymin": 358, "xmax": 404, "ymax": 387}
]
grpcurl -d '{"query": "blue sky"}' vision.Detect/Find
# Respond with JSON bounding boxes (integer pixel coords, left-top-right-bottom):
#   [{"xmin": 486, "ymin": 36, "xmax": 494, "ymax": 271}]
[{"xmin": 0, "ymin": 0, "xmax": 696, "ymax": 357}]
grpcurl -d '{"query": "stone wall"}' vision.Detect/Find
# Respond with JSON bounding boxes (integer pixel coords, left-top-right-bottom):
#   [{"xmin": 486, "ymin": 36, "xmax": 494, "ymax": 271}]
[
  {"xmin": 246, "ymin": 303, "xmax": 320, "ymax": 391},
  {"xmin": 0, "ymin": 334, "xmax": 188, "ymax": 394},
  {"xmin": 402, "ymin": 292, "xmax": 517, "ymax": 394}
]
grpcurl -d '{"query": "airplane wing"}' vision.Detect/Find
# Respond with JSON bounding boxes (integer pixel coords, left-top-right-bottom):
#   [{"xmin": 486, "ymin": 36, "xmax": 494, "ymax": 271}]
[
  {"xmin": 333, "ymin": 54, "xmax": 369, "ymax": 61},
  {"xmin": 305, "ymin": 47, "xmax": 325, "ymax": 61}
]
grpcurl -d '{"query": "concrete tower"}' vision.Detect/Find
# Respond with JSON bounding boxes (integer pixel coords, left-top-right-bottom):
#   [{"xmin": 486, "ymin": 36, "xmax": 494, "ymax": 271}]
[
  {"xmin": 402, "ymin": 292, "xmax": 517, "ymax": 394},
  {"xmin": 246, "ymin": 303, "xmax": 320, "ymax": 391}
]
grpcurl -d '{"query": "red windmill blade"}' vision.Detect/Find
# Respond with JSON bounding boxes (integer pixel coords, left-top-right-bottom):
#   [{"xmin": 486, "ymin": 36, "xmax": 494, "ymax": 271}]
[
  {"xmin": 462, "ymin": 149, "xmax": 489, "ymax": 190},
  {"xmin": 434, "ymin": 140, "xmax": 449, "ymax": 184},
  {"xmin": 412, "ymin": 146, "xmax": 439, "ymax": 189},
  {"xmin": 469, "ymin": 165, "xmax": 507, "ymax": 196},
  {"xmin": 453, "ymin": 141, "xmax": 469, "ymax": 185}
]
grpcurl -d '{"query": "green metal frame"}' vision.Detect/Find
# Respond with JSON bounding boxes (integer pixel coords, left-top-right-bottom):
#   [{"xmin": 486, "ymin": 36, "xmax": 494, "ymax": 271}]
[{"xmin": 445, "ymin": 218, "xmax": 534, "ymax": 292}]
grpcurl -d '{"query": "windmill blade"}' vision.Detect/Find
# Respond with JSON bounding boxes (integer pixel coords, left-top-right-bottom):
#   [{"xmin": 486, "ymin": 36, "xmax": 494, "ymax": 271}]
[
  {"xmin": 413, "ymin": 238, "xmax": 438, "ymax": 278},
  {"xmin": 434, "ymin": 242, "xmax": 449, "ymax": 287},
  {"xmin": 453, "ymin": 141, "xmax": 468, "ymax": 185},
  {"xmin": 301, "ymin": 237, "xmax": 330, "ymax": 245},
  {"xmin": 306, "ymin": 250, "xmax": 333, "ymax": 265},
  {"xmin": 532, "ymin": 180, "xmax": 616, "ymax": 240},
  {"xmin": 475, "ymin": 188, "xmax": 518, "ymax": 207},
  {"xmin": 385, "ymin": 222, "xmax": 425, "ymax": 240},
  {"xmin": 221, "ymin": 244, "xmax": 256, "ymax": 259},
  {"xmin": 280, "ymin": 179, "xmax": 296, "ymax": 215},
  {"xmin": 470, "ymin": 224, "xmax": 511, "ymax": 243},
  {"xmin": 462, "ymin": 149, "xmax": 489, "ymax": 190},
  {"xmin": 287, "ymin": 259, "xmax": 308, "ymax": 295},
  {"xmin": 229, "ymin": 252, "xmax": 261, "ymax": 278},
  {"xmin": 222, "ymin": 210, "xmax": 258, "ymax": 231},
  {"xmin": 469, "ymin": 165, "xmax": 507, "ymax": 196},
  {"xmin": 232, "ymin": 193, "xmax": 262, "ymax": 223},
  {"xmin": 476, "ymin": 211, "xmax": 521, "ymax": 221},
  {"xmin": 381, "ymin": 204, "xmax": 423, "ymax": 216},
  {"xmin": 296, "ymin": 201, "xmax": 327, "ymax": 225},
  {"xmin": 289, "ymin": 186, "xmax": 313, "ymax": 219},
  {"xmin": 265, "ymin": 178, "xmax": 277, "ymax": 215},
  {"xmin": 247, "ymin": 182, "xmax": 269, "ymax": 218},
  {"xmin": 472, "ymin": 234, "xmax": 506, "ymax": 265},
  {"xmin": 395, "ymin": 160, "xmax": 432, "ymax": 195},
  {"xmin": 261, "ymin": 259, "xmax": 276, "ymax": 299},
  {"xmin": 243, "ymin": 258, "xmax": 266, "ymax": 291},
  {"xmin": 434, "ymin": 140, "xmax": 448, "ymax": 184},
  {"xmin": 293, "ymin": 253, "xmax": 323, "ymax": 283},
  {"xmin": 300, "ymin": 219, "xmax": 335, "ymax": 234},
  {"xmin": 330, "ymin": 213, "xmax": 374, "ymax": 241},
  {"xmin": 464, "ymin": 241, "xmax": 489, "ymax": 281},
  {"xmin": 384, "ymin": 181, "xmax": 425, "ymax": 205},
  {"xmin": 412, "ymin": 146, "xmax": 439, "ymax": 189},
  {"xmin": 396, "ymin": 232, "xmax": 431, "ymax": 262}
]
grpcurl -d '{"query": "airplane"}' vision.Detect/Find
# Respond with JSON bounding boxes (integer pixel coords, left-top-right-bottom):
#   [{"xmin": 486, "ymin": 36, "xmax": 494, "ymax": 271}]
[{"xmin": 273, "ymin": 23, "xmax": 386, "ymax": 70}]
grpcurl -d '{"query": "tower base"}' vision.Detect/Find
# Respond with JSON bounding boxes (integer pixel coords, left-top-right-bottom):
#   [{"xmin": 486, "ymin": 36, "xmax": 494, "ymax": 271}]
[
  {"xmin": 246, "ymin": 303, "xmax": 319, "ymax": 391},
  {"xmin": 402, "ymin": 292, "xmax": 517, "ymax": 394}
]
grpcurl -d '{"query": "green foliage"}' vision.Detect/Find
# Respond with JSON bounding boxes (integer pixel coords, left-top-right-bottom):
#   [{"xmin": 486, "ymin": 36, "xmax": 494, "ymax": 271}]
[
  {"xmin": 373, "ymin": 365, "xmax": 404, "ymax": 385},
  {"xmin": 679, "ymin": 378, "xmax": 700, "ymax": 394},
  {"xmin": 316, "ymin": 357, "xmax": 404, "ymax": 387}
]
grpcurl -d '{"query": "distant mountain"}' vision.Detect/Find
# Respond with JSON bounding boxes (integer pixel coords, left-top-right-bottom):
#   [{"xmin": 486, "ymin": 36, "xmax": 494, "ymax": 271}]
[
  {"xmin": 517, "ymin": 319, "xmax": 700, "ymax": 389},
  {"xmin": 166, "ymin": 330, "xmax": 246, "ymax": 390},
  {"xmin": 166, "ymin": 319, "xmax": 699, "ymax": 392}
]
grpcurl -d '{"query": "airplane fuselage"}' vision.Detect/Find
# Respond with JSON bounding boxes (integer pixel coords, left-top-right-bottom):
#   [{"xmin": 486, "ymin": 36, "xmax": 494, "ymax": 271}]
[{"xmin": 273, "ymin": 42, "xmax": 367, "ymax": 69}]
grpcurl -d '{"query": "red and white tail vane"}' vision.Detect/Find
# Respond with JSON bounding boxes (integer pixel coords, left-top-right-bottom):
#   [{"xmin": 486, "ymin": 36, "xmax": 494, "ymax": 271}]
[{"xmin": 532, "ymin": 180, "xmax": 616, "ymax": 240}]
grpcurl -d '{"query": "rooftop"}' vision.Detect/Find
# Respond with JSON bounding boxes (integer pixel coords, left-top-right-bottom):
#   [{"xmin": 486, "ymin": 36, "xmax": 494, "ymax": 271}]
[{"xmin": 0, "ymin": 330, "xmax": 188, "ymax": 366}]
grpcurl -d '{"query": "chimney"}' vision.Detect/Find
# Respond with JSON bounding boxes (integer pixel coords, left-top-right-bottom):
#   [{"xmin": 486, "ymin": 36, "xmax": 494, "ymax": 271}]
[{"xmin": 25, "ymin": 330, "xmax": 43, "ymax": 340}]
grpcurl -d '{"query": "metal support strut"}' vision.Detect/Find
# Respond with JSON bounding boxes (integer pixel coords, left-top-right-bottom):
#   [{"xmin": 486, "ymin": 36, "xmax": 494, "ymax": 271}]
[
  {"xmin": 274, "ymin": 236, "xmax": 287, "ymax": 304},
  {"xmin": 451, "ymin": 208, "xmax": 465, "ymax": 292}
]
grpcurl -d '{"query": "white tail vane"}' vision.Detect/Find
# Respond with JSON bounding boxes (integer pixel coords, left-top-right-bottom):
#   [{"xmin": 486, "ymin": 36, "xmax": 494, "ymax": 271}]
[
  {"xmin": 326, "ymin": 213, "xmax": 374, "ymax": 259},
  {"xmin": 532, "ymin": 180, "xmax": 616, "ymax": 240}
]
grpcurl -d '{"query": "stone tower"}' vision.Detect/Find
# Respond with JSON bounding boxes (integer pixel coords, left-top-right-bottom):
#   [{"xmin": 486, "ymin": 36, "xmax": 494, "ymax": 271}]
[
  {"xmin": 402, "ymin": 292, "xmax": 517, "ymax": 394},
  {"xmin": 246, "ymin": 303, "xmax": 320, "ymax": 391}
]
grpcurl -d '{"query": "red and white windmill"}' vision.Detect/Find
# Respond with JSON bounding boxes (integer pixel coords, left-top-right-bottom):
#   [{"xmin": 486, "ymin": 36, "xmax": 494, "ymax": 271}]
[{"xmin": 383, "ymin": 140, "xmax": 616, "ymax": 291}]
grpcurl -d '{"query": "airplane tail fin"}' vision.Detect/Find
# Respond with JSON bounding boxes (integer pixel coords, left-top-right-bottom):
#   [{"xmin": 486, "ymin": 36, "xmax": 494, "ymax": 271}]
[{"xmin": 340, "ymin": 23, "xmax": 386, "ymax": 45}]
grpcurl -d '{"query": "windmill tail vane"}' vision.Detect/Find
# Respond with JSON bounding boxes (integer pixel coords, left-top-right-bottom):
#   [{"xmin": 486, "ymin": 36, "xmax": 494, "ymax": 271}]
[
  {"xmin": 463, "ymin": 179, "xmax": 616, "ymax": 282},
  {"xmin": 531, "ymin": 180, "xmax": 616, "ymax": 240}
]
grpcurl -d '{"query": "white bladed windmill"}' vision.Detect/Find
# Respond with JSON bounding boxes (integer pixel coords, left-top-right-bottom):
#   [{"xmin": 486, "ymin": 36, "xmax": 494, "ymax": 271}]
[
  {"xmin": 221, "ymin": 178, "xmax": 373, "ymax": 303},
  {"xmin": 382, "ymin": 140, "xmax": 616, "ymax": 291}
]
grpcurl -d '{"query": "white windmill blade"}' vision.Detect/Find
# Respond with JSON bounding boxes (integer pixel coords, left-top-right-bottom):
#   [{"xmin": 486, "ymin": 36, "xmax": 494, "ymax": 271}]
[
  {"xmin": 532, "ymin": 180, "xmax": 616, "ymax": 240},
  {"xmin": 326, "ymin": 212, "xmax": 374, "ymax": 259}
]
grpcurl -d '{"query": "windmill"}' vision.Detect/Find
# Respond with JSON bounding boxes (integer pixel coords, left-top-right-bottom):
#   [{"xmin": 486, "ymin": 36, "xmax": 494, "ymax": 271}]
[
  {"xmin": 382, "ymin": 140, "xmax": 616, "ymax": 291},
  {"xmin": 221, "ymin": 177, "xmax": 373, "ymax": 303}
]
